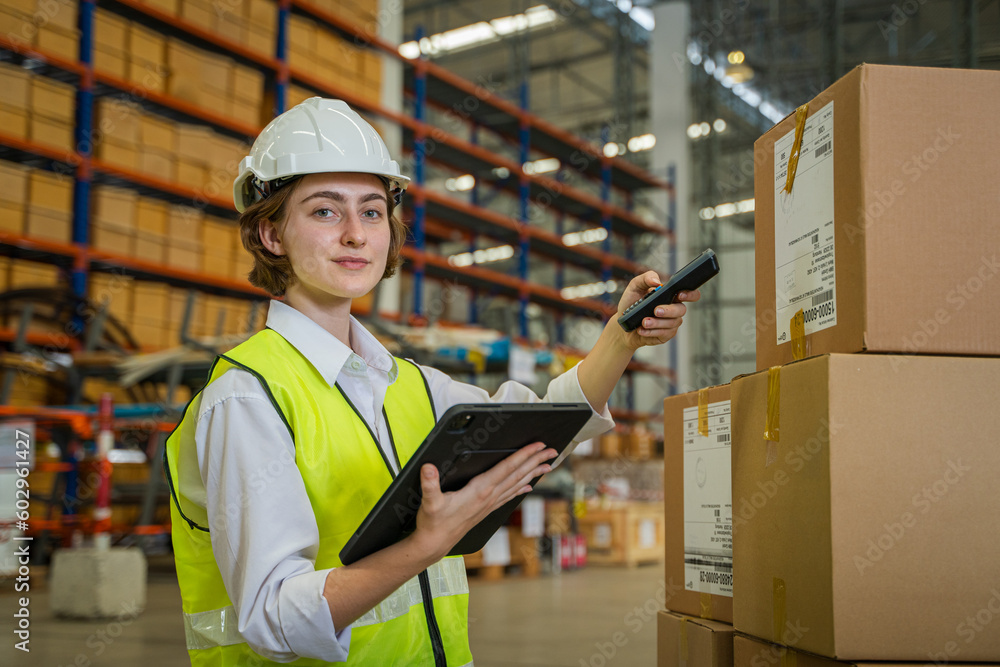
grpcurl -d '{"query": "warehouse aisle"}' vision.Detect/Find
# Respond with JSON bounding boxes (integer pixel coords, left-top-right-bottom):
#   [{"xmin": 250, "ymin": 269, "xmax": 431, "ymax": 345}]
[{"xmin": 4, "ymin": 561, "xmax": 660, "ymax": 666}]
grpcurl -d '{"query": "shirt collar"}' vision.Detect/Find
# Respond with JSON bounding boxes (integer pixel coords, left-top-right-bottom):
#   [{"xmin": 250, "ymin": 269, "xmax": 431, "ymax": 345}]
[{"xmin": 263, "ymin": 300, "xmax": 398, "ymax": 387}]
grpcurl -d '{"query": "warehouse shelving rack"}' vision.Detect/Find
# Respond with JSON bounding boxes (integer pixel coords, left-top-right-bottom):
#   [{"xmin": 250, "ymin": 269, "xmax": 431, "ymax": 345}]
[{"xmin": 0, "ymin": 0, "xmax": 676, "ymax": 416}]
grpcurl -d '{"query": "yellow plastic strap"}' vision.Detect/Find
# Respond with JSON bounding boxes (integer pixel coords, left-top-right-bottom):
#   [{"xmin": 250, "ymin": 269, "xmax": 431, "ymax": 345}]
[
  {"xmin": 783, "ymin": 104, "xmax": 810, "ymax": 194},
  {"xmin": 699, "ymin": 592, "xmax": 712, "ymax": 619},
  {"xmin": 772, "ymin": 577, "xmax": 787, "ymax": 642},
  {"xmin": 790, "ymin": 309, "xmax": 806, "ymax": 360},
  {"xmin": 764, "ymin": 366, "xmax": 780, "ymax": 442},
  {"xmin": 679, "ymin": 617, "xmax": 689, "ymax": 665},
  {"xmin": 697, "ymin": 388, "xmax": 709, "ymax": 437}
]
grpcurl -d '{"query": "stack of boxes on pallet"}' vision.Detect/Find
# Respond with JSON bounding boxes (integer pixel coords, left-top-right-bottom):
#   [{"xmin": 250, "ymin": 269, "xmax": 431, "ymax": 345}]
[
  {"xmin": 659, "ymin": 64, "xmax": 1000, "ymax": 667},
  {"xmin": 0, "ymin": 0, "xmax": 79, "ymax": 60},
  {"xmin": 0, "ymin": 61, "xmax": 76, "ymax": 152},
  {"xmin": 287, "ymin": 11, "xmax": 382, "ymax": 104}
]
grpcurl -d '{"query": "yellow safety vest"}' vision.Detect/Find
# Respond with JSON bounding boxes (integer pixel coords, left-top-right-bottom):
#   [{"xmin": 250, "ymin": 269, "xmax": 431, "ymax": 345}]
[{"xmin": 165, "ymin": 328, "xmax": 473, "ymax": 666}]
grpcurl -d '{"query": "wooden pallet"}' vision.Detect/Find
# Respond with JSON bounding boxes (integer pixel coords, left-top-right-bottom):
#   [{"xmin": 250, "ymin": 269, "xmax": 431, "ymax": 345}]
[{"xmin": 463, "ymin": 526, "xmax": 540, "ymax": 580}]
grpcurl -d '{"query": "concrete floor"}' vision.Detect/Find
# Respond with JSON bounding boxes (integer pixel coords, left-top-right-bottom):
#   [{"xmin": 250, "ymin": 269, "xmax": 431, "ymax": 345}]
[{"xmin": 1, "ymin": 560, "xmax": 662, "ymax": 666}]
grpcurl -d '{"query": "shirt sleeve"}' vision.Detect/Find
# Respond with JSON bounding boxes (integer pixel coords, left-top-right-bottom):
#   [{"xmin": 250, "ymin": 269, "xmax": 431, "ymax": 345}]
[
  {"xmin": 195, "ymin": 369, "xmax": 351, "ymax": 663},
  {"xmin": 414, "ymin": 360, "xmax": 615, "ymax": 468}
]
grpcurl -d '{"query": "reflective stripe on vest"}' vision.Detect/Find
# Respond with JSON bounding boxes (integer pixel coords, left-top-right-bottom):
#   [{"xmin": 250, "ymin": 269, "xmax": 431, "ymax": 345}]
[{"xmin": 182, "ymin": 557, "xmax": 469, "ymax": 649}]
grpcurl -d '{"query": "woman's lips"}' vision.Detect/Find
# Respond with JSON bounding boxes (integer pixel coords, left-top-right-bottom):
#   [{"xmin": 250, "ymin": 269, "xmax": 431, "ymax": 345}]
[{"xmin": 333, "ymin": 258, "xmax": 369, "ymax": 270}]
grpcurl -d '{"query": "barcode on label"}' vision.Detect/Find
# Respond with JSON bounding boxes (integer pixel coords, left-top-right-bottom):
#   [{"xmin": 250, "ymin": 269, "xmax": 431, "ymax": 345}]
[
  {"xmin": 811, "ymin": 234, "xmax": 819, "ymax": 245},
  {"xmin": 717, "ymin": 433, "xmax": 730, "ymax": 443},
  {"xmin": 811, "ymin": 290, "xmax": 834, "ymax": 306},
  {"xmin": 815, "ymin": 141, "xmax": 831, "ymax": 157}
]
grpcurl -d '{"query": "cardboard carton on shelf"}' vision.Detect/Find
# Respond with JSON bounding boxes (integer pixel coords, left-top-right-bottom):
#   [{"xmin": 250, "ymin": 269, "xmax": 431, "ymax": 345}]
[
  {"xmin": 128, "ymin": 23, "xmax": 166, "ymax": 65},
  {"xmin": 38, "ymin": 27, "xmax": 81, "ymax": 63},
  {"xmin": 732, "ymin": 353, "xmax": 1000, "ymax": 660},
  {"xmin": 138, "ymin": 150, "xmax": 176, "ymax": 181},
  {"xmin": 93, "ymin": 44, "xmax": 128, "ymax": 80},
  {"xmin": 132, "ymin": 282, "xmax": 170, "ymax": 322},
  {"xmin": 94, "ymin": 141, "xmax": 139, "ymax": 171},
  {"xmin": 754, "ymin": 64, "xmax": 1000, "ymax": 370},
  {"xmin": 166, "ymin": 242, "xmax": 202, "ymax": 273},
  {"xmin": 0, "ymin": 62, "xmax": 31, "ymax": 110},
  {"xmin": 201, "ymin": 51, "xmax": 234, "ymax": 97},
  {"xmin": 0, "ymin": 201, "xmax": 25, "ymax": 234},
  {"xmin": 657, "ymin": 611, "xmax": 733, "ymax": 667},
  {"xmin": 9, "ymin": 259, "xmax": 61, "ymax": 289},
  {"xmin": 30, "ymin": 77, "xmax": 75, "ymax": 123},
  {"xmin": 43, "ymin": 0, "xmax": 77, "ymax": 31},
  {"xmin": 175, "ymin": 159, "xmax": 209, "ymax": 189},
  {"xmin": 91, "ymin": 220, "xmax": 134, "ymax": 256},
  {"xmin": 134, "ymin": 230, "xmax": 167, "ymax": 265},
  {"xmin": 139, "ymin": 113, "xmax": 177, "ymax": 154},
  {"xmin": 215, "ymin": 11, "xmax": 247, "ymax": 45},
  {"xmin": 233, "ymin": 65, "xmax": 265, "ymax": 106},
  {"xmin": 29, "ymin": 116, "xmax": 74, "ymax": 153},
  {"xmin": 0, "ymin": 160, "xmax": 29, "ymax": 207},
  {"xmin": 136, "ymin": 198, "xmax": 168, "ymax": 235},
  {"xmin": 24, "ymin": 207, "xmax": 71, "ymax": 243},
  {"xmin": 179, "ymin": 0, "xmax": 214, "ymax": 32},
  {"xmin": 0, "ymin": 104, "xmax": 28, "ymax": 140},
  {"xmin": 143, "ymin": 0, "xmax": 178, "ymax": 14},
  {"xmin": 166, "ymin": 204, "xmax": 203, "ymax": 237},
  {"xmin": 28, "ymin": 170, "xmax": 73, "ymax": 214},
  {"xmin": 0, "ymin": 6, "xmax": 30, "ymax": 46},
  {"xmin": 127, "ymin": 59, "xmax": 168, "ymax": 95},
  {"xmin": 95, "ymin": 98, "xmax": 141, "ymax": 146},
  {"xmin": 662, "ymin": 383, "xmax": 733, "ymax": 623},
  {"xmin": 577, "ymin": 501, "xmax": 664, "ymax": 567},
  {"xmin": 89, "ymin": 273, "xmax": 134, "ymax": 323},
  {"xmin": 93, "ymin": 186, "xmax": 138, "ymax": 227},
  {"xmin": 175, "ymin": 123, "xmax": 215, "ymax": 163},
  {"xmin": 166, "ymin": 39, "xmax": 204, "ymax": 105},
  {"xmin": 94, "ymin": 8, "xmax": 127, "ymax": 50}
]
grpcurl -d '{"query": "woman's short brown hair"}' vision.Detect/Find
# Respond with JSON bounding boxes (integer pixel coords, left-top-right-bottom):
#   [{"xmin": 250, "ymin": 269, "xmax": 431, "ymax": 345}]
[{"xmin": 237, "ymin": 175, "xmax": 408, "ymax": 297}]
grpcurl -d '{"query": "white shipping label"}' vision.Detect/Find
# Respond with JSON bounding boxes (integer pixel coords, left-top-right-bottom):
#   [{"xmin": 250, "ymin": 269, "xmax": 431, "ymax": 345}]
[
  {"xmin": 639, "ymin": 518, "xmax": 656, "ymax": 549},
  {"xmin": 682, "ymin": 400, "xmax": 732, "ymax": 597},
  {"xmin": 773, "ymin": 101, "xmax": 837, "ymax": 344}
]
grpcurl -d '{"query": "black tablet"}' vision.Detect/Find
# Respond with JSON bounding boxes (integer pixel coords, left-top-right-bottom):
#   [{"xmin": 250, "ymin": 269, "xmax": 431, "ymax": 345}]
[{"xmin": 339, "ymin": 402, "xmax": 592, "ymax": 565}]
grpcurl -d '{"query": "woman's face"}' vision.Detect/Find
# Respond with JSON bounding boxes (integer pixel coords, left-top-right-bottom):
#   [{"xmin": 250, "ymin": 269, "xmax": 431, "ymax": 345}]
[{"xmin": 272, "ymin": 172, "xmax": 391, "ymax": 303}]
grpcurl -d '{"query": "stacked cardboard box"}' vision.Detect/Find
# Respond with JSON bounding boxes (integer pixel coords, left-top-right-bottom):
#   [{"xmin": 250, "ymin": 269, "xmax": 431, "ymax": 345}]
[
  {"xmin": 131, "ymin": 281, "xmax": 171, "ymax": 349},
  {"xmin": 8, "ymin": 259, "xmax": 62, "ymax": 289},
  {"xmin": 166, "ymin": 204, "xmax": 203, "ymax": 273},
  {"xmin": 25, "ymin": 170, "xmax": 72, "ymax": 243},
  {"xmin": 731, "ymin": 64, "xmax": 1000, "ymax": 662},
  {"xmin": 128, "ymin": 23, "xmax": 168, "ymax": 94},
  {"xmin": 283, "ymin": 15, "xmax": 378, "ymax": 99},
  {"xmin": 92, "ymin": 186, "xmax": 138, "ymax": 255},
  {"xmin": 201, "ymin": 217, "xmax": 237, "ymax": 277},
  {"xmin": 94, "ymin": 98, "xmax": 141, "ymax": 170},
  {"xmin": 29, "ymin": 76, "xmax": 75, "ymax": 153},
  {"xmin": 0, "ymin": 63, "xmax": 30, "ymax": 140},
  {"xmin": 95, "ymin": 8, "xmax": 130, "ymax": 79},
  {"xmin": 139, "ymin": 112, "xmax": 177, "ymax": 178},
  {"xmin": 576, "ymin": 501, "xmax": 664, "ymax": 567},
  {"xmin": 0, "ymin": 0, "xmax": 79, "ymax": 60},
  {"xmin": 0, "ymin": 160, "xmax": 29, "ymax": 235},
  {"xmin": 660, "ymin": 385, "xmax": 734, "ymax": 667},
  {"xmin": 89, "ymin": 272, "xmax": 135, "ymax": 326},
  {"xmin": 136, "ymin": 198, "xmax": 168, "ymax": 264}
]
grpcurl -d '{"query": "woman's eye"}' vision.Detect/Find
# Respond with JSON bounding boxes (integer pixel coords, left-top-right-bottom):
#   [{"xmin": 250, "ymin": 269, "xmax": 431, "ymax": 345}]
[
  {"xmin": 362, "ymin": 209, "xmax": 383, "ymax": 219},
  {"xmin": 314, "ymin": 208, "xmax": 334, "ymax": 218}
]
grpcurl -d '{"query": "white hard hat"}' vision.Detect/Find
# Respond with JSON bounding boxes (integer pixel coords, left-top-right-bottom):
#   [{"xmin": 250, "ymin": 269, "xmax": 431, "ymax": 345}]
[{"xmin": 233, "ymin": 97, "xmax": 409, "ymax": 212}]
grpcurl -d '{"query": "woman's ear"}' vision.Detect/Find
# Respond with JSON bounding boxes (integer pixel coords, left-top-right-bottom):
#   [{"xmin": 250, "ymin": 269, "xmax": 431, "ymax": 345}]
[{"xmin": 259, "ymin": 218, "xmax": 285, "ymax": 256}]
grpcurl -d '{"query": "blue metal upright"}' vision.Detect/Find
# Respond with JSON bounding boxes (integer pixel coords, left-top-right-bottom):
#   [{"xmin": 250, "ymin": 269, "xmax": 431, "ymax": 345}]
[
  {"xmin": 274, "ymin": 0, "xmax": 291, "ymax": 115},
  {"xmin": 71, "ymin": 0, "xmax": 97, "ymax": 305},
  {"xmin": 412, "ymin": 27, "xmax": 428, "ymax": 320},
  {"xmin": 517, "ymin": 82, "xmax": 530, "ymax": 339}
]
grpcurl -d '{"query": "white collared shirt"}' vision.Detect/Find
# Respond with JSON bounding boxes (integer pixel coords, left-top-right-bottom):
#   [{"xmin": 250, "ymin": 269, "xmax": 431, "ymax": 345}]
[{"xmin": 192, "ymin": 299, "xmax": 615, "ymax": 662}]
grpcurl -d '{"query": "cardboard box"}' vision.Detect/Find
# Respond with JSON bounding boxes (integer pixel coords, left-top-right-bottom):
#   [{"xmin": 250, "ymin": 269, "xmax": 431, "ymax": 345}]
[
  {"xmin": 94, "ymin": 98, "xmax": 141, "ymax": 145},
  {"xmin": 175, "ymin": 123, "xmax": 214, "ymax": 162},
  {"xmin": 28, "ymin": 171, "xmax": 73, "ymax": 214},
  {"xmin": 139, "ymin": 113, "xmax": 176, "ymax": 153},
  {"xmin": 0, "ymin": 104, "xmax": 28, "ymax": 139},
  {"xmin": 202, "ymin": 217, "xmax": 236, "ymax": 249},
  {"xmin": 29, "ymin": 116, "xmax": 74, "ymax": 152},
  {"xmin": 215, "ymin": 11, "xmax": 247, "ymax": 45},
  {"xmin": 246, "ymin": 0, "xmax": 276, "ymax": 28},
  {"xmin": 658, "ymin": 611, "xmax": 733, "ymax": 667},
  {"xmin": 25, "ymin": 207, "xmax": 71, "ymax": 243},
  {"xmin": 36, "ymin": 25, "xmax": 79, "ymax": 61},
  {"xmin": 0, "ymin": 62, "xmax": 31, "ymax": 110},
  {"xmin": 167, "ymin": 205, "xmax": 202, "ymax": 237},
  {"xmin": 89, "ymin": 273, "xmax": 134, "ymax": 322},
  {"xmin": 754, "ymin": 65, "xmax": 1000, "ymax": 370},
  {"xmin": 244, "ymin": 23, "xmax": 276, "ymax": 57},
  {"xmin": 128, "ymin": 23, "xmax": 165, "ymax": 65},
  {"xmin": 134, "ymin": 230, "xmax": 166, "ymax": 265},
  {"xmin": 136, "ymin": 199, "xmax": 168, "ymax": 234},
  {"xmin": 127, "ymin": 59, "xmax": 168, "ymax": 94},
  {"xmin": 93, "ymin": 186, "xmax": 137, "ymax": 227},
  {"xmin": 577, "ymin": 502, "xmax": 664, "ymax": 567},
  {"xmin": 179, "ymin": 0, "xmax": 214, "ymax": 31},
  {"xmin": 94, "ymin": 8, "xmax": 127, "ymax": 50},
  {"xmin": 166, "ymin": 39, "xmax": 203, "ymax": 104},
  {"xmin": 731, "ymin": 354, "xmax": 1000, "ymax": 660},
  {"xmin": 45, "ymin": 0, "xmax": 78, "ymax": 32},
  {"xmin": 0, "ymin": 161, "xmax": 29, "ymax": 207},
  {"xmin": 0, "ymin": 201, "xmax": 25, "ymax": 234},
  {"xmin": 9, "ymin": 259, "xmax": 60, "ymax": 288},
  {"xmin": 733, "ymin": 635, "xmax": 1000, "ymax": 667},
  {"xmin": 166, "ymin": 243, "xmax": 201, "ymax": 272},
  {"xmin": 0, "ymin": 6, "xmax": 31, "ymax": 46},
  {"xmin": 201, "ymin": 52, "xmax": 233, "ymax": 94},
  {"xmin": 663, "ymin": 384, "xmax": 733, "ymax": 623},
  {"xmin": 175, "ymin": 159, "xmax": 208, "ymax": 187},
  {"xmin": 92, "ymin": 220, "xmax": 133, "ymax": 255},
  {"xmin": 143, "ymin": 0, "xmax": 178, "ymax": 15},
  {"xmin": 133, "ymin": 282, "xmax": 169, "ymax": 321},
  {"xmin": 138, "ymin": 150, "xmax": 175, "ymax": 179},
  {"xmin": 30, "ymin": 77, "xmax": 75, "ymax": 123},
  {"xmin": 96, "ymin": 42, "xmax": 133, "ymax": 78},
  {"xmin": 95, "ymin": 141, "xmax": 138, "ymax": 170}
]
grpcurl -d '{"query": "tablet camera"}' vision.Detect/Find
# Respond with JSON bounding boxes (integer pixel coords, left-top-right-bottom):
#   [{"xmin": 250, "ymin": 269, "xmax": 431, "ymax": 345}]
[{"xmin": 446, "ymin": 413, "xmax": 475, "ymax": 433}]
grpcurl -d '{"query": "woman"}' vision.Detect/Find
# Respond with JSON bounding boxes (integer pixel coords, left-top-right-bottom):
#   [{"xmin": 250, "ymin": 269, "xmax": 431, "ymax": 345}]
[{"xmin": 166, "ymin": 98, "xmax": 699, "ymax": 666}]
